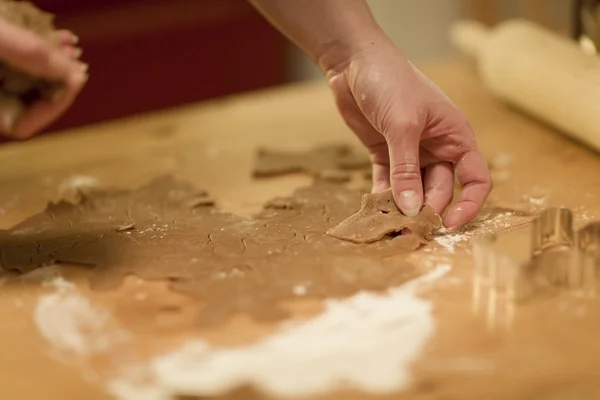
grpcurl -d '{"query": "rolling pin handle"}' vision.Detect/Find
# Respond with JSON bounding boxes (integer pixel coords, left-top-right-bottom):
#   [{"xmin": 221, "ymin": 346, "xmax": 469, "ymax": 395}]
[{"xmin": 450, "ymin": 20, "xmax": 491, "ymax": 60}]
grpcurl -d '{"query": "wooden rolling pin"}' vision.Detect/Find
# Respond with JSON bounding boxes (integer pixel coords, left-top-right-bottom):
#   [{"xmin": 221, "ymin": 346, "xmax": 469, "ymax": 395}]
[{"xmin": 450, "ymin": 19, "xmax": 600, "ymax": 153}]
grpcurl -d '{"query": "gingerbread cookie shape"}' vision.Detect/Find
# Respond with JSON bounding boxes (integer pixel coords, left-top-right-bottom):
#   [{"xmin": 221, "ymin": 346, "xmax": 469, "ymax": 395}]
[
  {"xmin": 327, "ymin": 189, "xmax": 443, "ymax": 244},
  {"xmin": 253, "ymin": 144, "xmax": 371, "ymax": 183}
]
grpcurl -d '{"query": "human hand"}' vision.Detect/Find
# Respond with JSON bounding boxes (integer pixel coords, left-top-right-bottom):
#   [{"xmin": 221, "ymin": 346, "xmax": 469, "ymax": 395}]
[
  {"xmin": 0, "ymin": 18, "xmax": 87, "ymax": 139},
  {"xmin": 326, "ymin": 39, "xmax": 492, "ymax": 229}
]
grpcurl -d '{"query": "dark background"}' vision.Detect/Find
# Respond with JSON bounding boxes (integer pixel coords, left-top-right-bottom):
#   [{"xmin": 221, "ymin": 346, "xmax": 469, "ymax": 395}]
[{"xmin": 35, "ymin": 0, "xmax": 288, "ymax": 133}]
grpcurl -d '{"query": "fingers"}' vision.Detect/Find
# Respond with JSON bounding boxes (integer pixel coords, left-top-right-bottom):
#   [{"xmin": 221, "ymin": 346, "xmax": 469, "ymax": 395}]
[
  {"xmin": 444, "ymin": 149, "xmax": 492, "ymax": 228},
  {"xmin": 54, "ymin": 30, "xmax": 83, "ymax": 59},
  {"xmin": 371, "ymin": 162, "xmax": 390, "ymax": 193},
  {"xmin": 61, "ymin": 45, "xmax": 83, "ymax": 59},
  {"xmin": 423, "ymin": 162, "xmax": 455, "ymax": 215},
  {"xmin": 53, "ymin": 30, "xmax": 79, "ymax": 46},
  {"xmin": 9, "ymin": 70, "xmax": 88, "ymax": 139},
  {"xmin": 0, "ymin": 20, "xmax": 87, "ymax": 138},
  {"xmin": 385, "ymin": 120, "xmax": 424, "ymax": 217},
  {"xmin": 369, "ymin": 142, "xmax": 391, "ymax": 193},
  {"xmin": 0, "ymin": 96, "xmax": 24, "ymax": 133},
  {"xmin": 0, "ymin": 19, "xmax": 84, "ymax": 81}
]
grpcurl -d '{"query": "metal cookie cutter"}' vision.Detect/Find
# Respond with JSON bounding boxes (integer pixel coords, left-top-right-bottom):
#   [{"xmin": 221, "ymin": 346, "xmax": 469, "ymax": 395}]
[{"xmin": 472, "ymin": 207, "xmax": 600, "ymax": 330}]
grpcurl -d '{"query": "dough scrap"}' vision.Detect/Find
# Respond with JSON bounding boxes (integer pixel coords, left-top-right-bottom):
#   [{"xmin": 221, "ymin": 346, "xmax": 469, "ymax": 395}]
[
  {"xmin": 0, "ymin": 1, "xmax": 63, "ymax": 126},
  {"xmin": 0, "ymin": 177, "xmax": 427, "ymax": 326},
  {"xmin": 327, "ymin": 189, "xmax": 443, "ymax": 244},
  {"xmin": 253, "ymin": 144, "xmax": 370, "ymax": 182}
]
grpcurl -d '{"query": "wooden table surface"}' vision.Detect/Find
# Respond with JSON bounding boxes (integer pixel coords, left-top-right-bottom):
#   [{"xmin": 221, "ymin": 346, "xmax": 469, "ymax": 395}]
[{"xmin": 1, "ymin": 59, "xmax": 600, "ymax": 399}]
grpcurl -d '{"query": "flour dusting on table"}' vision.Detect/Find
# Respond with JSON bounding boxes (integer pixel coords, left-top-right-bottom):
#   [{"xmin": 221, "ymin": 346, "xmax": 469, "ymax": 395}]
[
  {"xmin": 435, "ymin": 233, "xmax": 468, "ymax": 253},
  {"xmin": 31, "ymin": 264, "xmax": 449, "ymax": 399},
  {"xmin": 33, "ymin": 270, "xmax": 130, "ymax": 359},
  {"xmin": 110, "ymin": 264, "xmax": 450, "ymax": 399}
]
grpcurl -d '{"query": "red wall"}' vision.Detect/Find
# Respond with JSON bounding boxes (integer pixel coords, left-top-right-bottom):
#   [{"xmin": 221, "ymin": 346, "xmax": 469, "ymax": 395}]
[{"xmin": 25, "ymin": 0, "xmax": 289, "ymax": 133}]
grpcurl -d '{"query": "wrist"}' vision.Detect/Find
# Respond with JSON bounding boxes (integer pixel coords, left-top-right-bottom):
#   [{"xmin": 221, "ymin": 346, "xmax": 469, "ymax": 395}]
[
  {"xmin": 315, "ymin": 22, "xmax": 386, "ymax": 77},
  {"xmin": 249, "ymin": 0, "xmax": 387, "ymax": 77}
]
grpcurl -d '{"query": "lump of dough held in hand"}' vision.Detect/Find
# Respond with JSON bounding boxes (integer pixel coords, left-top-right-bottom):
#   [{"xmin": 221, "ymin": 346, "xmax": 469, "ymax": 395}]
[
  {"xmin": 0, "ymin": 1, "xmax": 63, "ymax": 128},
  {"xmin": 326, "ymin": 189, "xmax": 442, "ymax": 244}
]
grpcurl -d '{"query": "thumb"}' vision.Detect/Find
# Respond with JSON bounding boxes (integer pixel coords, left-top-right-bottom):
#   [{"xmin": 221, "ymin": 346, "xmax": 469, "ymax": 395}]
[{"xmin": 386, "ymin": 121, "xmax": 423, "ymax": 217}]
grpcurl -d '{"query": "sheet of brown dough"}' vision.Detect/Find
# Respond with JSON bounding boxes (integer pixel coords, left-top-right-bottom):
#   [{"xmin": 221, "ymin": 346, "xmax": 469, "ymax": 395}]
[
  {"xmin": 253, "ymin": 144, "xmax": 371, "ymax": 182},
  {"xmin": 326, "ymin": 189, "xmax": 443, "ymax": 244},
  {"xmin": 0, "ymin": 1, "xmax": 63, "ymax": 125},
  {"xmin": 0, "ymin": 177, "xmax": 428, "ymax": 326}
]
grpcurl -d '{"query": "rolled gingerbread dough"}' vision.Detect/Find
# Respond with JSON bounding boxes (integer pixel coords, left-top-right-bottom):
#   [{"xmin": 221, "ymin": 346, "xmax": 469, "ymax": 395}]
[{"xmin": 0, "ymin": 177, "xmax": 429, "ymax": 326}]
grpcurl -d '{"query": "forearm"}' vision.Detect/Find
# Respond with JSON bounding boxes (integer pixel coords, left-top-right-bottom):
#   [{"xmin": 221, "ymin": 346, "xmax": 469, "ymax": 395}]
[{"xmin": 248, "ymin": 0, "xmax": 384, "ymax": 74}]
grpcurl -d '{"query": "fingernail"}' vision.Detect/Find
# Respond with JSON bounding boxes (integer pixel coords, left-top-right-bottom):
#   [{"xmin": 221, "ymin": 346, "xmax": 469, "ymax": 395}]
[
  {"xmin": 72, "ymin": 70, "xmax": 89, "ymax": 87},
  {"xmin": 399, "ymin": 190, "xmax": 421, "ymax": 217},
  {"xmin": 73, "ymin": 48, "xmax": 83, "ymax": 58},
  {"xmin": 444, "ymin": 207, "xmax": 464, "ymax": 229},
  {"xmin": 79, "ymin": 62, "xmax": 89, "ymax": 72},
  {"xmin": 72, "ymin": 34, "xmax": 79, "ymax": 44},
  {"xmin": 445, "ymin": 216, "xmax": 459, "ymax": 229}
]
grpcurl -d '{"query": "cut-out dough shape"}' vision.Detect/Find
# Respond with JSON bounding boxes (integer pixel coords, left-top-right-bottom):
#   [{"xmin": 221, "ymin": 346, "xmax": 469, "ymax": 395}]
[
  {"xmin": 253, "ymin": 144, "xmax": 371, "ymax": 182},
  {"xmin": 327, "ymin": 189, "xmax": 443, "ymax": 244}
]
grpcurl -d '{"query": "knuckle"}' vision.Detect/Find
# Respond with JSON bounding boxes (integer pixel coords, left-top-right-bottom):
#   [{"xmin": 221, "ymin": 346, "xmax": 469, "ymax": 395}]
[
  {"xmin": 368, "ymin": 142, "xmax": 389, "ymax": 162},
  {"xmin": 483, "ymin": 169, "xmax": 494, "ymax": 192},
  {"xmin": 390, "ymin": 163, "xmax": 421, "ymax": 182},
  {"xmin": 373, "ymin": 97, "xmax": 393, "ymax": 133},
  {"xmin": 452, "ymin": 114, "xmax": 477, "ymax": 143},
  {"xmin": 383, "ymin": 116, "xmax": 421, "ymax": 139},
  {"xmin": 453, "ymin": 114, "xmax": 471, "ymax": 130}
]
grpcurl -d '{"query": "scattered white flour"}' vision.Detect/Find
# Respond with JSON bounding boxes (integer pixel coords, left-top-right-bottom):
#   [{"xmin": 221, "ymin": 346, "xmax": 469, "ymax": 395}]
[
  {"xmin": 576, "ymin": 211, "xmax": 593, "ymax": 224},
  {"xmin": 33, "ymin": 265, "xmax": 449, "ymax": 400},
  {"xmin": 21, "ymin": 265, "xmax": 64, "ymax": 284},
  {"xmin": 59, "ymin": 175, "xmax": 99, "ymax": 192},
  {"xmin": 435, "ymin": 233, "xmax": 467, "ymax": 253},
  {"xmin": 488, "ymin": 153, "xmax": 513, "ymax": 182},
  {"xmin": 292, "ymin": 284, "xmax": 307, "ymax": 296},
  {"xmin": 404, "ymin": 264, "xmax": 451, "ymax": 290},
  {"xmin": 42, "ymin": 276, "xmax": 76, "ymax": 291},
  {"xmin": 107, "ymin": 381, "xmax": 169, "ymax": 400},
  {"xmin": 34, "ymin": 275, "xmax": 130, "ymax": 359},
  {"xmin": 56, "ymin": 175, "xmax": 101, "ymax": 204},
  {"xmin": 489, "ymin": 153, "xmax": 513, "ymax": 169},
  {"xmin": 135, "ymin": 293, "xmax": 149, "ymax": 301},
  {"xmin": 526, "ymin": 195, "xmax": 547, "ymax": 207},
  {"xmin": 110, "ymin": 265, "xmax": 450, "ymax": 400}
]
